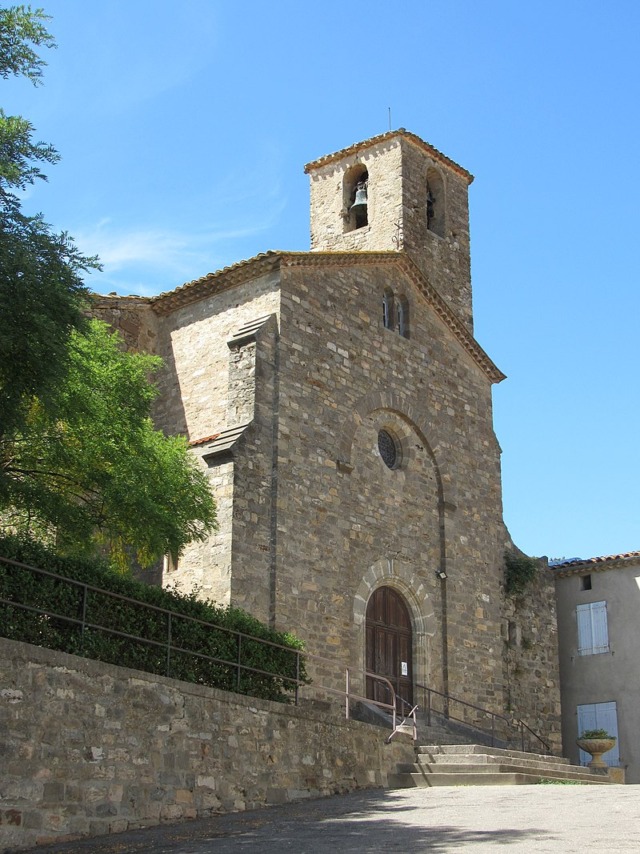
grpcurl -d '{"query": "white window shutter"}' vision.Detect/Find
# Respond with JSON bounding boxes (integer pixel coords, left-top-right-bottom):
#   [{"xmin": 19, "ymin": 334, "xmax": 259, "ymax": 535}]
[
  {"xmin": 576, "ymin": 601, "xmax": 609, "ymax": 655},
  {"xmin": 576, "ymin": 605, "xmax": 592, "ymax": 654},
  {"xmin": 590, "ymin": 602, "xmax": 609, "ymax": 654}
]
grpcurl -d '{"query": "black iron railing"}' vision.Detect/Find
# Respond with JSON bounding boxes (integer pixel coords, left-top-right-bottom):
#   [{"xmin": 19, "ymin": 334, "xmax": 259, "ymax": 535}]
[
  {"xmin": 0, "ymin": 554, "xmax": 303, "ymax": 702},
  {"xmin": 416, "ymin": 683, "xmax": 551, "ymax": 754},
  {"xmin": 1, "ymin": 556, "xmax": 551, "ymax": 749},
  {"xmin": 0, "ymin": 554, "xmax": 412, "ymax": 739}
]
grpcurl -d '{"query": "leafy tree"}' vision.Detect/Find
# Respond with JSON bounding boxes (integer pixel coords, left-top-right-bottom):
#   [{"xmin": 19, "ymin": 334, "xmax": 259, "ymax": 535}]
[
  {"xmin": 2, "ymin": 319, "xmax": 217, "ymax": 569},
  {"xmin": 0, "ymin": 7, "xmax": 217, "ymax": 569},
  {"xmin": 0, "ymin": 5, "xmax": 53, "ymax": 83},
  {"xmin": 0, "ymin": 5, "xmax": 97, "ymax": 438}
]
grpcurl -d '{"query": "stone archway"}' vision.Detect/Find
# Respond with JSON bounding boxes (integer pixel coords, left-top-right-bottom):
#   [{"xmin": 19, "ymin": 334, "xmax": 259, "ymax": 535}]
[{"xmin": 354, "ymin": 558, "xmax": 437, "ymax": 697}]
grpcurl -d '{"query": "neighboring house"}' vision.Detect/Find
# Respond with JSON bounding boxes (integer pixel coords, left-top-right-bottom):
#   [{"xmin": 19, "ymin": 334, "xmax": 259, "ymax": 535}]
[
  {"xmin": 553, "ymin": 552, "xmax": 640, "ymax": 782},
  {"xmin": 93, "ymin": 130, "xmax": 561, "ymax": 746}
]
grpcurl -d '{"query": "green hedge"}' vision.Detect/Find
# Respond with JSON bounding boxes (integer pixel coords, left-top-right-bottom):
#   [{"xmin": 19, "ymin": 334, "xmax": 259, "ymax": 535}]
[{"xmin": 0, "ymin": 535, "xmax": 306, "ymax": 702}]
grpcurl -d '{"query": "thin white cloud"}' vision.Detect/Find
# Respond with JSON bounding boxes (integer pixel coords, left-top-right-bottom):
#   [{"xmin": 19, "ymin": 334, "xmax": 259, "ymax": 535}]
[
  {"xmin": 78, "ymin": 196, "xmax": 287, "ymax": 297},
  {"xmin": 74, "ymin": 135, "xmax": 289, "ymax": 297}
]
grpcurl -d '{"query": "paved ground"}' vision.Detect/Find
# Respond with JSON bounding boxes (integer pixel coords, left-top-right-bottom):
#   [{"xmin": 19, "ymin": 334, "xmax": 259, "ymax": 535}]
[{"xmin": 33, "ymin": 785, "xmax": 640, "ymax": 853}]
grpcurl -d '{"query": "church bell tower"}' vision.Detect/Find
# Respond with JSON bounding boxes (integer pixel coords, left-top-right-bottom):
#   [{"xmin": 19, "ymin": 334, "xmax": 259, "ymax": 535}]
[{"xmin": 304, "ymin": 129, "xmax": 475, "ymax": 332}]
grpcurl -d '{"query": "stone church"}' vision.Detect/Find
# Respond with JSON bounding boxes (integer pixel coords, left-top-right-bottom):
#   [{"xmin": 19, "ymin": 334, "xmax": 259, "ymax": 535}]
[{"xmin": 95, "ymin": 130, "xmax": 561, "ymax": 745}]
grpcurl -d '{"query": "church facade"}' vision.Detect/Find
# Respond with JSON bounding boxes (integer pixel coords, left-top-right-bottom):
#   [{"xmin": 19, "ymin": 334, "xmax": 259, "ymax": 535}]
[{"xmin": 94, "ymin": 130, "xmax": 561, "ymax": 745}]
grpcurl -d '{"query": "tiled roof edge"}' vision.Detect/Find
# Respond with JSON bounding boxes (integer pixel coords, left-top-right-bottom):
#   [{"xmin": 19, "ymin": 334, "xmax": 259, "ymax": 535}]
[
  {"xmin": 283, "ymin": 252, "xmax": 503, "ymax": 383},
  {"xmin": 190, "ymin": 423, "xmax": 251, "ymax": 458},
  {"xmin": 150, "ymin": 252, "xmax": 283, "ymax": 316},
  {"xmin": 303, "ymin": 129, "xmax": 474, "ymax": 184},
  {"xmin": 149, "ymin": 250, "xmax": 403, "ymax": 315},
  {"xmin": 393, "ymin": 255, "xmax": 505, "ymax": 385},
  {"xmin": 553, "ymin": 551, "xmax": 640, "ymax": 577},
  {"xmin": 149, "ymin": 249, "xmax": 503, "ymax": 384}
]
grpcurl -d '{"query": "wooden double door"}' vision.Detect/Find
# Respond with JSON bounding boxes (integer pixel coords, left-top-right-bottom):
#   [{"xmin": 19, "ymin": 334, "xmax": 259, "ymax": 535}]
[{"xmin": 365, "ymin": 586, "xmax": 413, "ymax": 709}]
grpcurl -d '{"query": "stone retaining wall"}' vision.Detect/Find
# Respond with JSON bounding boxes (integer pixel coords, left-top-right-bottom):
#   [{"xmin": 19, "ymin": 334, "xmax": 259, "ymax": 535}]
[{"xmin": 0, "ymin": 639, "xmax": 414, "ymax": 852}]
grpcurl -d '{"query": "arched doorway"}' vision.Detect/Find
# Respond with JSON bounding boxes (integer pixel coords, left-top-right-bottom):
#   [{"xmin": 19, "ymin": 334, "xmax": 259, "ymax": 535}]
[{"xmin": 366, "ymin": 586, "xmax": 413, "ymax": 709}]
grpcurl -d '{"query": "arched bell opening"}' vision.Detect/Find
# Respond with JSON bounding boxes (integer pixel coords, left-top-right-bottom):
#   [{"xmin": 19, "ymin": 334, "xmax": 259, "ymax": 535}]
[
  {"xmin": 426, "ymin": 166, "xmax": 445, "ymax": 238},
  {"xmin": 343, "ymin": 164, "xmax": 369, "ymax": 233},
  {"xmin": 366, "ymin": 585, "xmax": 413, "ymax": 710}
]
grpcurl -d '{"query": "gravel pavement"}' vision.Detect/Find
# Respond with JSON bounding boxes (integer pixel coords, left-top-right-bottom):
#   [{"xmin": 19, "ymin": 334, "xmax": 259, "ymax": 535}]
[{"xmin": 31, "ymin": 784, "xmax": 640, "ymax": 853}]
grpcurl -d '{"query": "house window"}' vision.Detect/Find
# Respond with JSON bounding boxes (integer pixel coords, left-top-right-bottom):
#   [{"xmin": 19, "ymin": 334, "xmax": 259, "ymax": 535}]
[
  {"xmin": 576, "ymin": 601, "xmax": 609, "ymax": 655},
  {"xmin": 577, "ymin": 701, "xmax": 619, "ymax": 767},
  {"xmin": 581, "ymin": 574, "xmax": 592, "ymax": 591}
]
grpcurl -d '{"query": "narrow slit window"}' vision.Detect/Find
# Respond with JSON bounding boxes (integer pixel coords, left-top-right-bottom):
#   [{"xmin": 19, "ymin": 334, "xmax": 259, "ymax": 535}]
[
  {"xmin": 383, "ymin": 289, "xmax": 394, "ymax": 330},
  {"xmin": 396, "ymin": 296, "xmax": 409, "ymax": 338}
]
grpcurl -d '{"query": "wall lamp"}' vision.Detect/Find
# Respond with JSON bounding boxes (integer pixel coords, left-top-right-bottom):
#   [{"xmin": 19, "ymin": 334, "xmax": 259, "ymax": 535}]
[{"xmin": 435, "ymin": 569, "xmax": 448, "ymax": 580}]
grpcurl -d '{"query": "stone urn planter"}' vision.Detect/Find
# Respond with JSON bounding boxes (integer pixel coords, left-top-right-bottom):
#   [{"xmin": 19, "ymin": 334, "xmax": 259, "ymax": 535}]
[{"xmin": 576, "ymin": 730, "xmax": 616, "ymax": 769}]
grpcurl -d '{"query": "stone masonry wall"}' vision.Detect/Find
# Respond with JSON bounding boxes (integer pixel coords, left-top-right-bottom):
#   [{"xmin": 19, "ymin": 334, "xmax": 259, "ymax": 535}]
[
  {"xmin": 308, "ymin": 136, "xmax": 403, "ymax": 255},
  {"xmin": 228, "ymin": 320, "xmax": 280, "ymax": 625},
  {"xmin": 148, "ymin": 276, "xmax": 280, "ymax": 606},
  {"xmin": 399, "ymin": 139, "xmax": 473, "ymax": 332},
  {"xmin": 307, "ymin": 136, "xmax": 473, "ymax": 332},
  {"xmin": 502, "ymin": 564, "xmax": 563, "ymax": 753},
  {"xmin": 152, "ymin": 271, "xmax": 281, "ymax": 440},
  {"xmin": 0, "ymin": 639, "xmax": 415, "ymax": 852},
  {"xmin": 269, "ymin": 260, "xmax": 507, "ymax": 711},
  {"xmin": 91, "ymin": 296, "xmax": 160, "ymax": 354}
]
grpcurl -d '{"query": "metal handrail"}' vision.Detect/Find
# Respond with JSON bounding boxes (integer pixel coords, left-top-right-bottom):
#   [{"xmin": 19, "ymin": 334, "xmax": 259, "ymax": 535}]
[
  {"xmin": 416, "ymin": 682, "xmax": 551, "ymax": 754},
  {"xmin": 296, "ymin": 648, "xmax": 402, "ymax": 731},
  {"xmin": 0, "ymin": 554, "xmax": 304, "ymax": 698},
  {"xmin": 0, "ymin": 554, "xmax": 416, "ymax": 740}
]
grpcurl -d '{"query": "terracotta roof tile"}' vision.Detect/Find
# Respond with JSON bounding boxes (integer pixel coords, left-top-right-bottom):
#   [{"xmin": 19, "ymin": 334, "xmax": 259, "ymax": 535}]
[
  {"xmin": 148, "ymin": 250, "xmax": 504, "ymax": 385},
  {"xmin": 303, "ymin": 129, "xmax": 474, "ymax": 184},
  {"xmin": 189, "ymin": 424, "xmax": 251, "ymax": 458},
  {"xmin": 189, "ymin": 433, "xmax": 221, "ymax": 447},
  {"xmin": 552, "ymin": 551, "xmax": 640, "ymax": 577}
]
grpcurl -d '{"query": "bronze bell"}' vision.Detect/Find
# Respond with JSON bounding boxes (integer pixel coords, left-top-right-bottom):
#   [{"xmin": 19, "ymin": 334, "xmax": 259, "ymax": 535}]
[{"xmin": 351, "ymin": 180, "xmax": 368, "ymax": 213}]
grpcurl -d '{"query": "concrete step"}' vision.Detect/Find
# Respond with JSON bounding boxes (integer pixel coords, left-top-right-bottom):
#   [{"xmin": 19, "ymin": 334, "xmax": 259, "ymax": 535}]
[
  {"xmin": 417, "ymin": 744, "xmax": 569, "ymax": 763},
  {"xmin": 389, "ymin": 744, "xmax": 613, "ymax": 788},
  {"xmin": 414, "ymin": 730, "xmax": 472, "ymax": 746},
  {"xmin": 388, "ymin": 770, "xmax": 610, "ymax": 787},
  {"xmin": 398, "ymin": 762, "xmax": 609, "ymax": 783},
  {"xmin": 415, "ymin": 752, "xmax": 575, "ymax": 773}
]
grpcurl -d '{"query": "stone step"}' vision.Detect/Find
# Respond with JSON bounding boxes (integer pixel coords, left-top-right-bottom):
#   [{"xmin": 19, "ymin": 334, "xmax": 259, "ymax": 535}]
[
  {"xmin": 414, "ymin": 730, "xmax": 472, "ymax": 746},
  {"xmin": 417, "ymin": 744, "xmax": 570, "ymax": 764},
  {"xmin": 388, "ymin": 743, "xmax": 614, "ymax": 789},
  {"xmin": 398, "ymin": 762, "xmax": 609, "ymax": 783},
  {"xmin": 388, "ymin": 770, "xmax": 611, "ymax": 788},
  {"xmin": 415, "ymin": 752, "xmax": 575, "ymax": 773}
]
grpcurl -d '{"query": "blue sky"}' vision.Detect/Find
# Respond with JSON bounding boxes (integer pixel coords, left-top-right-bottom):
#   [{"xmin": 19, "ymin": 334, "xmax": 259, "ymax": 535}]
[{"xmin": 5, "ymin": 0, "xmax": 639, "ymax": 561}]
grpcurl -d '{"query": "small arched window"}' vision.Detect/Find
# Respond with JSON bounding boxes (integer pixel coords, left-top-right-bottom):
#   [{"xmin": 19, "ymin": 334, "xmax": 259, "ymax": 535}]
[
  {"xmin": 343, "ymin": 164, "xmax": 369, "ymax": 233},
  {"xmin": 426, "ymin": 167, "xmax": 445, "ymax": 238},
  {"xmin": 395, "ymin": 295, "xmax": 409, "ymax": 339},
  {"xmin": 382, "ymin": 289, "xmax": 394, "ymax": 330}
]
